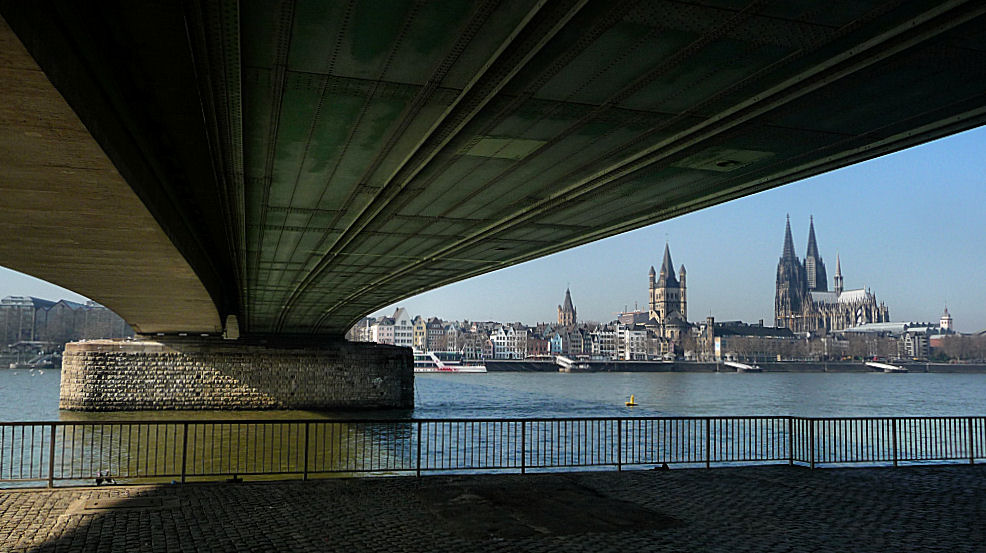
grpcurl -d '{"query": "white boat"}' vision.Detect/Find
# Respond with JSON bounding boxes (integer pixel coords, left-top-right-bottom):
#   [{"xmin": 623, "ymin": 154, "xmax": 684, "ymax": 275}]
[
  {"xmin": 866, "ymin": 361, "xmax": 908, "ymax": 373},
  {"xmin": 724, "ymin": 361, "xmax": 762, "ymax": 372},
  {"xmin": 556, "ymin": 355, "xmax": 591, "ymax": 372},
  {"xmin": 413, "ymin": 350, "xmax": 487, "ymax": 373}
]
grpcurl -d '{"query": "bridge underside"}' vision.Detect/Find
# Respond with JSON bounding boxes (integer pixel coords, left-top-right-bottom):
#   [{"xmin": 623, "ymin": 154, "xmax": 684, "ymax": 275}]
[{"xmin": 1, "ymin": 1, "xmax": 985, "ymax": 338}]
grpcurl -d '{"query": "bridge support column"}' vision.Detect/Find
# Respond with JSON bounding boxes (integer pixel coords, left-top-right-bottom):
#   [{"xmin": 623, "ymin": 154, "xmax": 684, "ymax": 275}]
[{"xmin": 59, "ymin": 338, "xmax": 413, "ymax": 411}]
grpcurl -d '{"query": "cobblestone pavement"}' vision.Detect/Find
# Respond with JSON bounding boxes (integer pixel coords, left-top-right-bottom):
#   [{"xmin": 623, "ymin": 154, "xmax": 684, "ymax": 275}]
[{"xmin": 2, "ymin": 465, "xmax": 985, "ymax": 552}]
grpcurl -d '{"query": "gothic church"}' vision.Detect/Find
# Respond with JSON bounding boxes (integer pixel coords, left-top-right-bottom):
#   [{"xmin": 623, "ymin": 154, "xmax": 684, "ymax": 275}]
[{"xmin": 775, "ymin": 216, "xmax": 889, "ymax": 333}]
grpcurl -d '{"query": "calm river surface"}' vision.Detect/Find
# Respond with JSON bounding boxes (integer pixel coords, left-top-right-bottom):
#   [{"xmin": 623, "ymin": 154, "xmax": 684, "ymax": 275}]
[{"xmin": 2, "ymin": 369, "xmax": 986, "ymax": 421}]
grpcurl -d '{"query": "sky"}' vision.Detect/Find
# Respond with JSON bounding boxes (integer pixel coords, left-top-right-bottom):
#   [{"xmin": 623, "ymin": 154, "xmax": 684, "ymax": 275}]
[{"xmin": 3, "ymin": 126, "xmax": 985, "ymax": 332}]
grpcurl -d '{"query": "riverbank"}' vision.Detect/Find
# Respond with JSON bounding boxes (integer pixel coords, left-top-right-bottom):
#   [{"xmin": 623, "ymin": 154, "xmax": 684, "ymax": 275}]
[{"xmin": 484, "ymin": 360, "xmax": 986, "ymax": 373}]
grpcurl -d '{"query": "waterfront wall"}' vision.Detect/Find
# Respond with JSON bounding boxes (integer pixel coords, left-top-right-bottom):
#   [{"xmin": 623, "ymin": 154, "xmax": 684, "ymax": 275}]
[
  {"xmin": 484, "ymin": 360, "xmax": 986, "ymax": 373},
  {"xmin": 59, "ymin": 339, "xmax": 413, "ymax": 411}
]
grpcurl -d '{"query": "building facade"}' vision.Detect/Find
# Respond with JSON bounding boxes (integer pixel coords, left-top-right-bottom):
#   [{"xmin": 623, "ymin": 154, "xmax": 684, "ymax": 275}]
[
  {"xmin": 0, "ymin": 296, "xmax": 133, "ymax": 349},
  {"xmin": 775, "ymin": 217, "xmax": 890, "ymax": 333}
]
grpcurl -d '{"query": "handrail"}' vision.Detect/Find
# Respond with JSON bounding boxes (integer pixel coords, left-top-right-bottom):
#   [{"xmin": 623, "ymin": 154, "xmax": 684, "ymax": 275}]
[
  {"xmin": 1, "ymin": 415, "xmax": 982, "ymax": 488},
  {"xmin": 14, "ymin": 414, "xmax": 984, "ymax": 426}
]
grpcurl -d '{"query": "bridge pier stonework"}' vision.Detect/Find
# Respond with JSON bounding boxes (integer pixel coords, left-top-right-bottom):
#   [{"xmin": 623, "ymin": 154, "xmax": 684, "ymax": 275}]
[{"xmin": 59, "ymin": 338, "xmax": 414, "ymax": 411}]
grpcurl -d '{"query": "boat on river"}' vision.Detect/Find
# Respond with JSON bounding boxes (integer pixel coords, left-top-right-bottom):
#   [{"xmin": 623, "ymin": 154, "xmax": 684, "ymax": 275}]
[
  {"xmin": 866, "ymin": 361, "xmax": 908, "ymax": 373},
  {"xmin": 724, "ymin": 361, "xmax": 762, "ymax": 372},
  {"xmin": 413, "ymin": 350, "xmax": 486, "ymax": 373}
]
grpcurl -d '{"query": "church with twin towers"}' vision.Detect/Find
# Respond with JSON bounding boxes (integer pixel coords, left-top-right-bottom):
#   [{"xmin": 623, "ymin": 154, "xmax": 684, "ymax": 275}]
[{"xmin": 775, "ymin": 216, "xmax": 889, "ymax": 333}]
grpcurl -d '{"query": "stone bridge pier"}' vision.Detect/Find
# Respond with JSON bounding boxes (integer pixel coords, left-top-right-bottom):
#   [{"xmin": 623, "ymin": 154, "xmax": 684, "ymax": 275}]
[{"xmin": 59, "ymin": 338, "xmax": 414, "ymax": 411}]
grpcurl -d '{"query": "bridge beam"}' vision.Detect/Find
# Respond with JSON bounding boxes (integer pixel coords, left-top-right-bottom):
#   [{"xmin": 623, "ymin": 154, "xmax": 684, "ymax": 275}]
[{"xmin": 59, "ymin": 338, "xmax": 413, "ymax": 411}]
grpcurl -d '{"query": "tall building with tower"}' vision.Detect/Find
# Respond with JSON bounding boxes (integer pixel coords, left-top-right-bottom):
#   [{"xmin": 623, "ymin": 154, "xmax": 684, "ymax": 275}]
[
  {"xmin": 775, "ymin": 216, "xmax": 889, "ymax": 333},
  {"xmin": 648, "ymin": 243, "xmax": 689, "ymax": 341},
  {"xmin": 557, "ymin": 288, "xmax": 576, "ymax": 326},
  {"xmin": 940, "ymin": 307, "xmax": 953, "ymax": 332}
]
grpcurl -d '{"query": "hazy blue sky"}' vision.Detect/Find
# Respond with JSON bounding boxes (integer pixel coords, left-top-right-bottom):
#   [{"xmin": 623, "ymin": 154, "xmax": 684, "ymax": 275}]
[{"xmin": 3, "ymin": 126, "xmax": 984, "ymax": 332}]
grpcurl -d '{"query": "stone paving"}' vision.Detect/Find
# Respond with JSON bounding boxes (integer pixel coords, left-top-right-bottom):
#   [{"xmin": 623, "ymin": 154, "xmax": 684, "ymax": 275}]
[{"xmin": 2, "ymin": 465, "xmax": 985, "ymax": 552}]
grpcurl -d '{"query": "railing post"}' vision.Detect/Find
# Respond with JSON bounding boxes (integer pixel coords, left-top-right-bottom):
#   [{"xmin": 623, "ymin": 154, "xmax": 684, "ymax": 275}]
[
  {"xmin": 47, "ymin": 423, "xmax": 56, "ymax": 488},
  {"xmin": 891, "ymin": 418, "xmax": 898, "ymax": 468},
  {"xmin": 617, "ymin": 419, "xmax": 622, "ymax": 471},
  {"xmin": 809, "ymin": 419, "xmax": 815, "ymax": 470},
  {"xmin": 303, "ymin": 422, "xmax": 310, "ymax": 481},
  {"xmin": 416, "ymin": 422, "xmax": 422, "ymax": 477},
  {"xmin": 968, "ymin": 417, "xmax": 975, "ymax": 465},
  {"xmin": 705, "ymin": 418, "xmax": 711, "ymax": 469},
  {"xmin": 520, "ymin": 421, "xmax": 526, "ymax": 475},
  {"xmin": 788, "ymin": 417, "xmax": 794, "ymax": 466},
  {"xmin": 180, "ymin": 422, "xmax": 189, "ymax": 483}
]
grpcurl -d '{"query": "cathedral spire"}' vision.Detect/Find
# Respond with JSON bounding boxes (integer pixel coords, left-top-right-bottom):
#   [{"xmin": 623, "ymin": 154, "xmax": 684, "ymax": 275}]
[
  {"xmin": 782, "ymin": 215, "xmax": 797, "ymax": 260},
  {"xmin": 806, "ymin": 215, "xmax": 820, "ymax": 259},
  {"xmin": 803, "ymin": 215, "xmax": 827, "ymax": 291},
  {"xmin": 833, "ymin": 253, "xmax": 843, "ymax": 295}
]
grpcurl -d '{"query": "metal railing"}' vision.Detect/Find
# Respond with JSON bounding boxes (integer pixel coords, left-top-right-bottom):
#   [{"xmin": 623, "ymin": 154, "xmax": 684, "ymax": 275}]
[{"xmin": 1, "ymin": 416, "xmax": 983, "ymax": 487}]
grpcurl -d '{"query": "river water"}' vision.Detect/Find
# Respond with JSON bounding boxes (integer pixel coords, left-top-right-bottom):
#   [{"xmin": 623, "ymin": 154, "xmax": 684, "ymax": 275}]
[{"xmin": 2, "ymin": 369, "xmax": 985, "ymax": 421}]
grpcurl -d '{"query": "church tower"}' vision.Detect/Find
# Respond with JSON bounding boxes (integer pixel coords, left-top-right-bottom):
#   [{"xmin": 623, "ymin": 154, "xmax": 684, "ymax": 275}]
[
  {"xmin": 557, "ymin": 288, "xmax": 576, "ymax": 326},
  {"xmin": 940, "ymin": 307, "xmax": 953, "ymax": 332},
  {"xmin": 803, "ymin": 216, "xmax": 828, "ymax": 292},
  {"xmin": 649, "ymin": 243, "xmax": 685, "ymax": 324},
  {"xmin": 833, "ymin": 254, "xmax": 843, "ymax": 295},
  {"xmin": 678, "ymin": 265, "xmax": 687, "ymax": 322},
  {"xmin": 775, "ymin": 215, "xmax": 806, "ymax": 329}
]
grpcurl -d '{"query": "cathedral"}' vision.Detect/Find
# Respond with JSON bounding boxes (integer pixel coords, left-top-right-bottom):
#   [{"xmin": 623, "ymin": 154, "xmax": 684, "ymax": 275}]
[
  {"xmin": 775, "ymin": 216, "xmax": 889, "ymax": 333},
  {"xmin": 648, "ymin": 244, "xmax": 690, "ymax": 341}
]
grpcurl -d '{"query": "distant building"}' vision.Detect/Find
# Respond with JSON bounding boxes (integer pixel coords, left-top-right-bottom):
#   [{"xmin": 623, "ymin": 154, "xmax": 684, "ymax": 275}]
[
  {"xmin": 392, "ymin": 308, "xmax": 413, "ymax": 348},
  {"xmin": 490, "ymin": 325, "xmax": 527, "ymax": 359},
  {"xmin": 617, "ymin": 310, "xmax": 649, "ymax": 325},
  {"xmin": 775, "ymin": 216, "xmax": 889, "ymax": 333},
  {"xmin": 412, "ymin": 316, "xmax": 427, "ymax": 349},
  {"xmin": 443, "ymin": 323, "xmax": 460, "ymax": 352},
  {"xmin": 557, "ymin": 288, "xmax": 576, "ymax": 326},
  {"xmin": 0, "ymin": 296, "xmax": 132, "ymax": 349},
  {"xmin": 698, "ymin": 317, "xmax": 797, "ymax": 362},
  {"xmin": 426, "ymin": 318, "xmax": 445, "ymax": 350},
  {"xmin": 618, "ymin": 324, "xmax": 647, "ymax": 360},
  {"xmin": 940, "ymin": 307, "xmax": 953, "ymax": 332},
  {"xmin": 590, "ymin": 325, "xmax": 618, "ymax": 359},
  {"xmin": 648, "ymin": 243, "xmax": 690, "ymax": 342},
  {"xmin": 370, "ymin": 317, "xmax": 395, "ymax": 345}
]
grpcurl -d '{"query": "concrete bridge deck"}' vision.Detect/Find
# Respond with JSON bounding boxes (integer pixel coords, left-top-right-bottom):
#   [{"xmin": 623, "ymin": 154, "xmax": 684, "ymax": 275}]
[{"xmin": 3, "ymin": 465, "xmax": 984, "ymax": 552}]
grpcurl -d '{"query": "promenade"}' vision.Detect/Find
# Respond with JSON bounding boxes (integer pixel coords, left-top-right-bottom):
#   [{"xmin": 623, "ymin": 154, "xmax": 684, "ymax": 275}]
[{"xmin": 3, "ymin": 464, "xmax": 984, "ymax": 552}]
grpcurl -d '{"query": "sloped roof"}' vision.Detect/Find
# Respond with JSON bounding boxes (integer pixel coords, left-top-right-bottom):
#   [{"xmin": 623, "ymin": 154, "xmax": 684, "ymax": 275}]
[
  {"xmin": 560, "ymin": 288, "xmax": 575, "ymax": 312},
  {"xmin": 657, "ymin": 244, "xmax": 679, "ymax": 287}
]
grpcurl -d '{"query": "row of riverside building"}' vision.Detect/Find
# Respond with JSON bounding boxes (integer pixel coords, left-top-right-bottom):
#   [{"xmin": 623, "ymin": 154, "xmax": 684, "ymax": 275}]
[
  {"xmin": 347, "ymin": 306, "xmax": 658, "ymax": 361},
  {"xmin": 0, "ymin": 296, "xmax": 133, "ymax": 352},
  {"xmin": 350, "ymin": 217, "xmax": 968, "ymax": 362}
]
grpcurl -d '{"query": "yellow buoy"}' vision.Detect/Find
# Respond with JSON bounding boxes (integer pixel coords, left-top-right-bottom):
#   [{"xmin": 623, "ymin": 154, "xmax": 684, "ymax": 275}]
[{"xmin": 625, "ymin": 394, "xmax": 637, "ymax": 407}]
